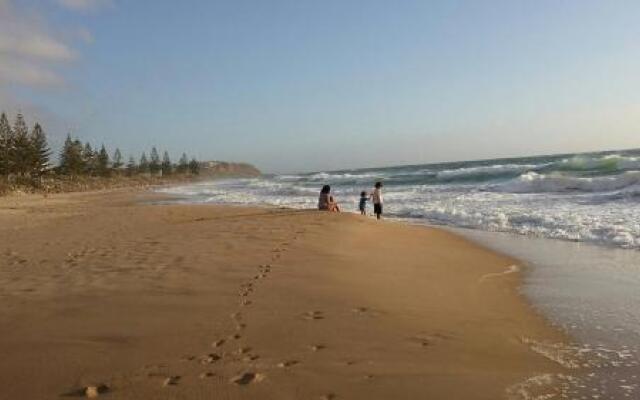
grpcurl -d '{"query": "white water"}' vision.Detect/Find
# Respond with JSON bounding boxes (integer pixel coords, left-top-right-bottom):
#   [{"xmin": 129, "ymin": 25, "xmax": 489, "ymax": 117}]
[
  {"xmin": 158, "ymin": 176, "xmax": 640, "ymax": 249},
  {"xmin": 456, "ymin": 229, "xmax": 640, "ymax": 399}
]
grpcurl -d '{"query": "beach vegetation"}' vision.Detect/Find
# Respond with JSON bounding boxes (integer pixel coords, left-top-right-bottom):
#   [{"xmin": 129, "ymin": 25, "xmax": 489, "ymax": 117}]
[
  {"xmin": 0, "ymin": 111, "xmax": 202, "ymax": 194},
  {"xmin": 112, "ymin": 148, "xmax": 123, "ymax": 171},
  {"xmin": 161, "ymin": 151, "xmax": 172, "ymax": 176},
  {"xmin": 149, "ymin": 146, "xmax": 161, "ymax": 175}
]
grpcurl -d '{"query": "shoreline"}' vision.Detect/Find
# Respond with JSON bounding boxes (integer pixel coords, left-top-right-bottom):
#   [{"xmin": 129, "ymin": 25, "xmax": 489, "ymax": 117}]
[{"xmin": 0, "ymin": 189, "xmax": 575, "ymax": 399}]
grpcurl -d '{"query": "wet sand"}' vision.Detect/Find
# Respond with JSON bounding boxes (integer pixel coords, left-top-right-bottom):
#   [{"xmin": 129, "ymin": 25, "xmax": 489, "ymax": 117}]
[{"xmin": 0, "ymin": 189, "xmax": 567, "ymax": 399}]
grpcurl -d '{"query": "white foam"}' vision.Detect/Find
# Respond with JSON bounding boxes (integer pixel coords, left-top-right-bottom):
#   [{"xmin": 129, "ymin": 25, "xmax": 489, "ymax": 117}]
[
  {"xmin": 159, "ymin": 176, "xmax": 640, "ymax": 249},
  {"xmin": 478, "ymin": 264, "xmax": 520, "ymax": 282},
  {"xmin": 436, "ymin": 163, "xmax": 543, "ymax": 180},
  {"xmin": 497, "ymin": 171, "xmax": 640, "ymax": 193},
  {"xmin": 558, "ymin": 154, "xmax": 640, "ymax": 171}
]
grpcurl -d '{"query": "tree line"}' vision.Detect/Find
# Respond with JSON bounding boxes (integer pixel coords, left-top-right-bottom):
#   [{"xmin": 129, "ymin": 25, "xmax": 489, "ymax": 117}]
[{"xmin": 1, "ymin": 111, "xmax": 200, "ymax": 183}]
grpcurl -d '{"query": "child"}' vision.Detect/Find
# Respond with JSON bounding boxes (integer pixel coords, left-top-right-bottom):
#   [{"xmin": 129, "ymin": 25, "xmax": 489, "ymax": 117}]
[
  {"xmin": 370, "ymin": 181, "xmax": 383, "ymax": 220},
  {"xmin": 358, "ymin": 191, "xmax": 368, "ymax": 215}
]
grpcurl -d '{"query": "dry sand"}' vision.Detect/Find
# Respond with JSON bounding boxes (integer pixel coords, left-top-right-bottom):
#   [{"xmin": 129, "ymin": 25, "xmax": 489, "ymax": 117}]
[{"xmin": 0, "ymin": 189, "xmax": 567, "ymax": 399}]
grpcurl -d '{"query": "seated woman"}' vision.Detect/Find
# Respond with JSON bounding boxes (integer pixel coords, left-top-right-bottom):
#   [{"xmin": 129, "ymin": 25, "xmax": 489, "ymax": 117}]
[{"xmin": 318, "ymin": 185, "xmax": 340, "ymax": 212}]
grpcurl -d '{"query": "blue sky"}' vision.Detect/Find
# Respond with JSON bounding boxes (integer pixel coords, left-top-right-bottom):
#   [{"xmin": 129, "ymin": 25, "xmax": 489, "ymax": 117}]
[{"xmin": 1, "ymin": 0, "xmax": 639, "ymax": 172}]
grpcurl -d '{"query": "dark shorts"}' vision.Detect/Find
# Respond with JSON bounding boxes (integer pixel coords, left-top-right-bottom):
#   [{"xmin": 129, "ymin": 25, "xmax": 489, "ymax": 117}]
[{"xmin": 374, "ymin": 203, "xmax": 382, "ymax": 215}]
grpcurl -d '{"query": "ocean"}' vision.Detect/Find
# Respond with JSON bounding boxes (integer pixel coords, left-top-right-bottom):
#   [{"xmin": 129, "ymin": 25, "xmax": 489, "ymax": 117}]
[
  {"xmin": 159, "ymin": 148, "xmax": 640, "ymax": 398},
  {"xmin": 161, "ymin": 149, "xmax": 640, "ymax": 249}
]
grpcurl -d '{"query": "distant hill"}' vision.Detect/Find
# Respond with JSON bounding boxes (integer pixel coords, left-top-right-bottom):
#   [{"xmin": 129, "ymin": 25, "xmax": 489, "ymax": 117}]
[{"xmin": 199, "ymin": 161, "xmax": 261, "ymax": 178}]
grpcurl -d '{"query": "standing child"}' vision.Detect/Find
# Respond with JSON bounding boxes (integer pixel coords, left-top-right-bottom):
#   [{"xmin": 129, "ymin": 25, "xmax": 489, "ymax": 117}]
[
  {"xmin": 358, "ymin": 191, "xmax": 368, "ymax": 215},
  {"xmin": 371, "ymin": 181, "xmax": 383, "ymax": 220}
]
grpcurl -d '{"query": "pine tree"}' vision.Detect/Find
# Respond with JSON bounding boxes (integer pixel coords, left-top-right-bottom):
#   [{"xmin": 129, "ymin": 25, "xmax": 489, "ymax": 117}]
[
  {"xmin": 73, "ymin": 140, "xmax": 85, "ymax": 173},
  {"xmin": 177, "ymin": 153, "xmax": 189, "ymax": 174},
  {"xmin": 29, "ymin": 123, "xmax": 50, "ymax": 177},
  {"xmin": 59, "ymin": 135, "xmax": 84, "ymax": 175},
  {"xmin": 59, "ymin": 135, "xmax": 73, "ymax": 174},
  {"xmin": 97, "ymin": 144, "xmax": 110, "ymax": 176},
  {"xmin": 188, "ymin": 158, "xmax": 200, "ymax": 175},
  {"xmin": 112, "ymin": 148, "xmax": 123, "ymax": 170},
  {"xmin": 12, "ymin": 113, "xmax": 30, "ymax": 176},
  {"xmin": 149, "ymin": 146, "xmax": 160, "ymax": 174},
  {"xmin": 83, "ymin": 143, "xmax": 96, "ymax": 175},
  {"xmin": 0, "ymin": 112, "xmax": 12, "ymax": 176},
  {"xmin": 139, "ymin": 152, "xmax": 150, "ymax": 174},
  {"xmin": 161, "ymin": 151, "xmax": 172, "ymax": 176},
  {"xmin": 126, "ymin": 156, "xmax": 137, "ymax": 176}
]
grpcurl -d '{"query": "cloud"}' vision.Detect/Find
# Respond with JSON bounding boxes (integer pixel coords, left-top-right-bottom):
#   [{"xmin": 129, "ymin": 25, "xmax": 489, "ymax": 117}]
[
  {"xmin": 0, "ymin": 59, "xmax": 65, "ymax": 87},
  {"xmin": 0, "ymin": 90, "xmax": 70, "ymax": 150},
  {"xmin": 75, "ymin": 27, "xmax": 95, "ymax": 44},
  {"xmin": 0, "ymin": 32, "xmax": 75, "ymax": 61},
  {"xmin": 56, "ymin": 0, "xmax": 111, "ymax": 12},
  {"xmin": 0, "ymin": 0, "xmax": 84, "ymax": 88}
]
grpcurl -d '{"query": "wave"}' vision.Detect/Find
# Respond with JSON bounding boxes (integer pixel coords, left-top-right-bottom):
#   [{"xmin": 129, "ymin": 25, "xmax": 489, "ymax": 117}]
[
  {"xmin": 306, "ymin": 172, "xmax": 383, "ymax": 181},
  {"xmin": 434, "ymin": 163, "xmax": 544, "ymax": 182},
  {"xmin": 550, "ymin": 154, "xmax": 640, "ymax": 173},
  {"xmin": 423, "ymin": 154, "xmax": 640, "ymax": 186},
  {"xmin": 496, "ymin": 171, "xmax": 640, "ymax": 193},
  {"xmin": 391, "ymin": 197, "xmax": 640, "ymax": 248}
]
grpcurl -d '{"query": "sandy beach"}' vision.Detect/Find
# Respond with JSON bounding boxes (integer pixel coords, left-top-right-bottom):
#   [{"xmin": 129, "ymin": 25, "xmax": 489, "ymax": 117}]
[{"xmin": 0, "ymin": 189, "xmax": 567, "ymax": 399}]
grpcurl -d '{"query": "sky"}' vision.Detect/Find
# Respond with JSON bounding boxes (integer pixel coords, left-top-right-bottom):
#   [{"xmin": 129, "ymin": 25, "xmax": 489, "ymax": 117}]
[{"xmin": 0, "ymin": 0, "xmax": 639, "ymax": 173}]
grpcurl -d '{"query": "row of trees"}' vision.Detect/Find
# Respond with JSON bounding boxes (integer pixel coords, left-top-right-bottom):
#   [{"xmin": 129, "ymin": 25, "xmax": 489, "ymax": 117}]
[
  {"xmin": 59, "ymin": 135, "xmax": 200, "ymax": 177},
  {"xmin": 0, "ymin": 111, "xmax": 200, "ymax": 182},
  {"xmin": 0, "ymin": 112, "xmax": 50, "ymax": 178}
]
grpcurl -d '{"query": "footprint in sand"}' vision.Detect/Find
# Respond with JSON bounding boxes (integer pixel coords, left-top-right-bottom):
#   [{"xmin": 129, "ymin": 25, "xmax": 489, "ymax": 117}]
[
  {"xmin": 277, "ymin": 360, "xmax": 299, "ymax": 368},
  {"xmin": 408, "ymin": 336, "xmax": 431, "ymax": 347},
  {"xmin": 408, "ymin": 332, "xmax": 453, "ymax": 348},
  {"xmin": 259, "ymin": 264, "xmax": 271, "ymax": 271},
  {"xmin": 230, "ymin": 372, "xmax": 266, "ymax": 385},
  {"xmin": 62, "ymin": 384, "xmax": 110, "ymax": 398},
  {"xmin": 85, "ymin": 384, "xmax": 110, "ymax": 398},
  {"xmin": 199, "ymin": 372, "xmax": 215, "ymax": 379},
  {"xmin": 163, "ymin": 376, "xmax": 181, "ymax": 387},
  {"xmin": 239, "ymin": 284, "xmax": 254, "ymax": 294},
  {"xmin": 303, "ymin": 311, "xmax": 324, "ymax": 320},
  {"xmin": 199, "ymin": 353, "xmax": 221, "ymax": 364},
  {"xmin": 351, "ymin": 306, "xmax": 383, "ymax": 318}
]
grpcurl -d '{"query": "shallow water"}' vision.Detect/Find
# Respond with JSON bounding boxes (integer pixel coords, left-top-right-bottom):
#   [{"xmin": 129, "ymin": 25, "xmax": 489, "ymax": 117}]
[{"xmin": 451, "ymin": 228, "xmax": 640, "ymax": 399}]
